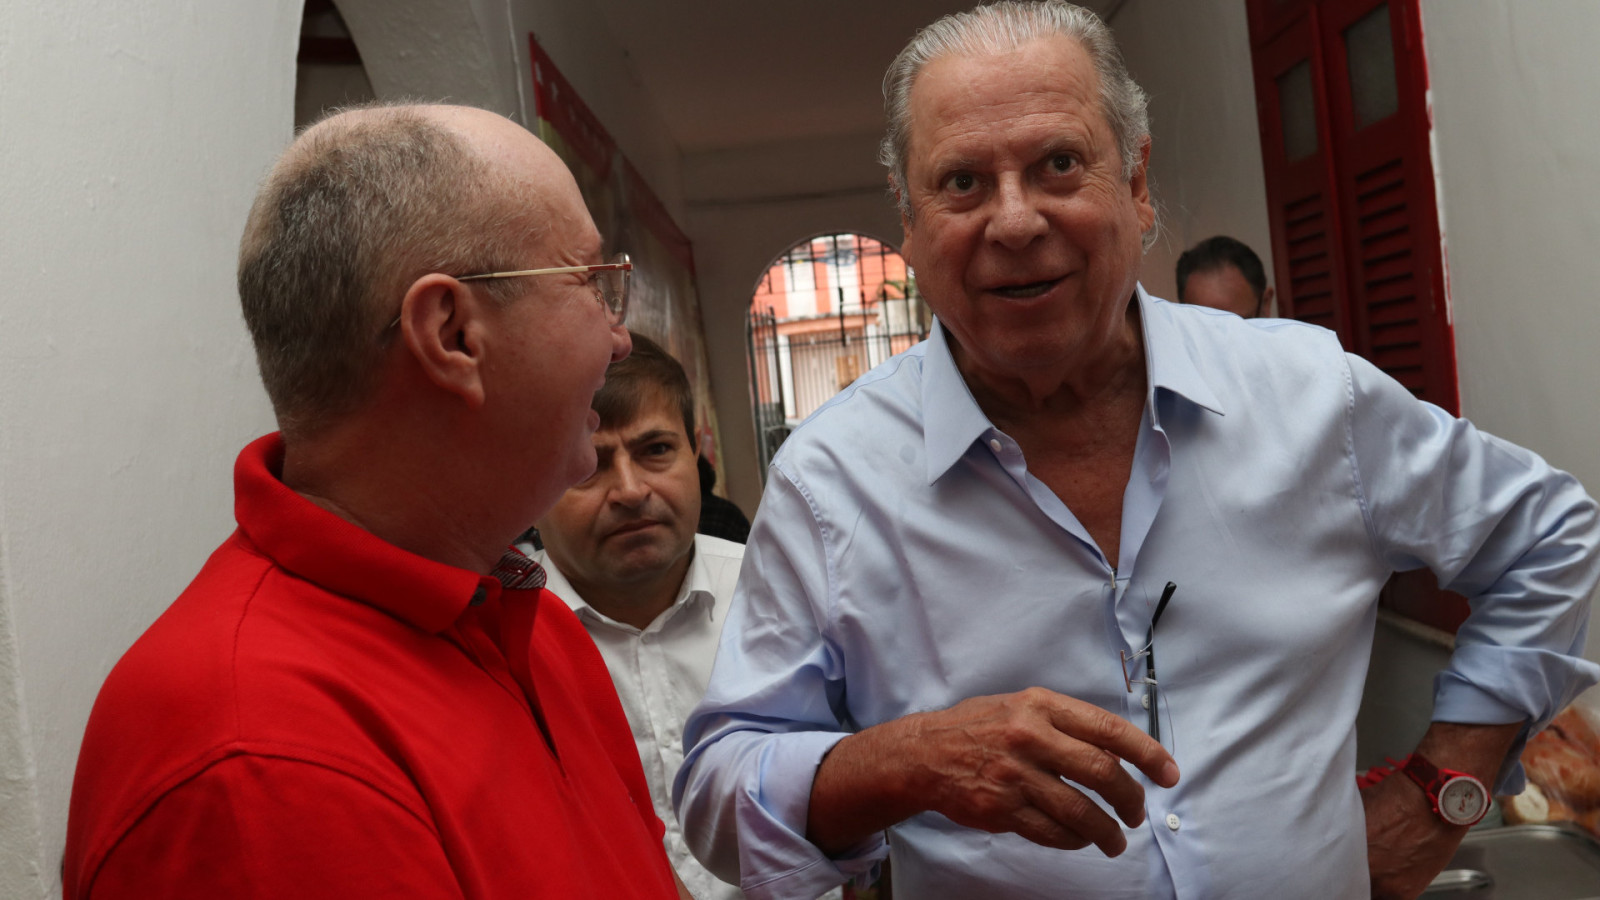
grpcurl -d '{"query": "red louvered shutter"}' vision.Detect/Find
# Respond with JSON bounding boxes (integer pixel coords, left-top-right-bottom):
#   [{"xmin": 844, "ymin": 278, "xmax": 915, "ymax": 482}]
[
  {"xmin": 1251, "ymin": 10, "xmax": 1351, "ymax": 341},
  {"xmin": 1321, "ymin": 0, "xmax": 1459, "ymax": 413},
  {"xmin": 1249, "ymin": 0, "xmax": 1467, "ymax": 633}
]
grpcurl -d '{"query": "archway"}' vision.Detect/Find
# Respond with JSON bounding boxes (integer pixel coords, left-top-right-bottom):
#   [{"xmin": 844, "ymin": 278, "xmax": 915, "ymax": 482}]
[
  {"xmin": 295, "ymin": 0, "xmax": 376, "ymax": 127},
  {"xmin": 295, "ymin": 0, "xmax": 514, "ymax": 124},
  {"xmin": 745, "ymin": 232, "xmax": 927, "ymax": 473}
]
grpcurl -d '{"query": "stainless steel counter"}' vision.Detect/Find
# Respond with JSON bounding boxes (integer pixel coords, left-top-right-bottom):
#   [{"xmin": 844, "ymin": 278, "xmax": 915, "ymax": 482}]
[{"xmin": 1424, "ymin": 825, "xmax": 1600, "ymax": 899}]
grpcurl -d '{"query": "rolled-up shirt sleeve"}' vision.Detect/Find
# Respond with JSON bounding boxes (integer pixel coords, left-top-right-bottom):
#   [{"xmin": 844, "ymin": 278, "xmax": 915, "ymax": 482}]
[
  {"xmin": 1346, "ymin": 352, "xmax": 1600, "ymax": 791},
  {"xmin": 673, "ymin": 464, "xmax": 886, "ymax": 899}
]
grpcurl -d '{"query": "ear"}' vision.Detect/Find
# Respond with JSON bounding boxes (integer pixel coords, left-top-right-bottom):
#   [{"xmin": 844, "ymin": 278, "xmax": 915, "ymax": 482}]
[
  {"xmin": 1130, "ymin": 137, "xmax": 1155, "ymax": 233},
  {"xmin": 396, "ymin": 273, "xmax": 490, "ymax": 408},
  {"xmin": 1260, "ymin": 285, "xmax": 1277, "ymax": 318}
]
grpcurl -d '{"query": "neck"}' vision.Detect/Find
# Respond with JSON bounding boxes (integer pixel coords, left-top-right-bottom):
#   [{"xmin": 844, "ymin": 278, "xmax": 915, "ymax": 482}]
[
  {"xmin": 282, "ymin": 417, "xmax": 509, "ymax": 575},
  {"xmin": 564, "ymin": 547, "xmax": 695, "ymax": 631},
  {"xmin": 956, "ymin": 294, "xmax": 1147, "ymax": 426}
]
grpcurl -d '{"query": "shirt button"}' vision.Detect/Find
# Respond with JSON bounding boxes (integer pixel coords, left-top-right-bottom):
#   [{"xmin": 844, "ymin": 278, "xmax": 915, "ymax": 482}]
[
  {"xmin": 1141, "ymin": 692, "xmax": 1152, "ymax": 710},
  {"xmin": 988, "ymin": 438, "xmax": 1003, "ymax": 453},
  {"xmin": 1166, "ymin": 813, "xmax": 1181, "ymax": 831}
]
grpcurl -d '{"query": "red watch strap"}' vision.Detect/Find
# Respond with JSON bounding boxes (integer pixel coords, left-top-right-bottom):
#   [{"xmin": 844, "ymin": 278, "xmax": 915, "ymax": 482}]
[
  {"xmin": 1399, "ymin": 752, "xmax": 1487, "ymax": 825},
  {"xmin": 1400, "ymin": 753, "xmax": 1445, "ymax": 793}
]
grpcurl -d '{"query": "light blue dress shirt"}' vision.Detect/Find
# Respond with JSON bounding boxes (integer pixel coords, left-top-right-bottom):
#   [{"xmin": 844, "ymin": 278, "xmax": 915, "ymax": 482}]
[{"xmin": 674, "ymin": 288, "xmax": 1600, "ymax": 900}]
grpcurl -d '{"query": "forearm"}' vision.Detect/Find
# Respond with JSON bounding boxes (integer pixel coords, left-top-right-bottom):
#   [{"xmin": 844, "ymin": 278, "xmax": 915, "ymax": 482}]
[
  {"xmin": 1413, "ymin": 721, "xmax": 1522, "ymax": 788},
  {"xmin": 806, "ymin": 716, "xmax": 930, "ymax": 855}
]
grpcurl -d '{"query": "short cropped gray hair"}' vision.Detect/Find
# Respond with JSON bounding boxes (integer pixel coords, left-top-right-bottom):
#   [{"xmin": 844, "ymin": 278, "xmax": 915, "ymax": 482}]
[
  {"xmin": 880, "ymin": 1, "xmax": 1154, "ymax": 241},
  {"xmin": 237, "ymin": 104, "xmax": 526, "ymax": 439}
]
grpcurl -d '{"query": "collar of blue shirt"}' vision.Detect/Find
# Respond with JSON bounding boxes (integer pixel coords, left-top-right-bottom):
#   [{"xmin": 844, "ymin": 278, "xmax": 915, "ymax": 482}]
[{"xmin": 921, "ymin": 285, "xmax": 1227, "ymax": 485}]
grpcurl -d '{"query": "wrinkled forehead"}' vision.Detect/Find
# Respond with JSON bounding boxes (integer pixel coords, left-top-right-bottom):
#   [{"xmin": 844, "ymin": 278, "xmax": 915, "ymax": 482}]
[{"xmin": 904, "ymin": 36, "xmax": 1105, "ymax": 160}]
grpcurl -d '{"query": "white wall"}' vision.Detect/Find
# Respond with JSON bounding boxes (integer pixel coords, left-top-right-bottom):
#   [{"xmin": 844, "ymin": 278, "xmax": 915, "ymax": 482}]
[
  {"xmin": 1421, "ymin": 0, "xmax": 1600, "ymax": 509},
  {"xmin": 330, "ymin": 0, "xmax": 685, "ymax": 234},
  {"xmin": 1112, "ymin": 0, "xmax": 1277, "ymax": 302},
  {"xmin": 495, "ymin": 0, "xmax": 687, "ymax": 222},
  {"xmin": 0, "ymin": 3, "xmax": 296, "ymax": 895},
  {"xmin": 683, "ymin": 133, "xmax": 902, "ymax": 513}
]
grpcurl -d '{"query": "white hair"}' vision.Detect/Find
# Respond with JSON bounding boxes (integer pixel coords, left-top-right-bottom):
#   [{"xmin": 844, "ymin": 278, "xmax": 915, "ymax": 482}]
[{"xmin": 879, "ymin": 1, "xmax": 1157, "ymax": 247}]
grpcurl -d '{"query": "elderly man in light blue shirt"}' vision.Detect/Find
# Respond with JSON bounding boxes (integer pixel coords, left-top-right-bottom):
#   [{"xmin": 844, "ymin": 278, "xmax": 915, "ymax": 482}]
[{"xmin": 674, "ymin": 3, "xmax": 1600, "ymax": 899}]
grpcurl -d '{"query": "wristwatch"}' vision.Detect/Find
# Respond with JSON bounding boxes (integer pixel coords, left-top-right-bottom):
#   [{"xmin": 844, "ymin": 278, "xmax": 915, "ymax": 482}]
[{"xmin": 1399, "ymin": 753, "xmax": 1489, "ymax": 827}]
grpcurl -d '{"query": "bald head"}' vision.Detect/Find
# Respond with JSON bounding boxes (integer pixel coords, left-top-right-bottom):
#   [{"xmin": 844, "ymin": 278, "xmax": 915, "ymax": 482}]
[{"xmin": 238, "ymin": 104, "xmax": 563, "ymax": 439}]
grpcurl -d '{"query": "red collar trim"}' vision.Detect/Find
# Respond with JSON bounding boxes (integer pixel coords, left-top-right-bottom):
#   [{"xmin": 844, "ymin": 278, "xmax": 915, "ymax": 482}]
[{"xmin": 232, "ymin": 433, "xmax": 501, "ymax": 633}]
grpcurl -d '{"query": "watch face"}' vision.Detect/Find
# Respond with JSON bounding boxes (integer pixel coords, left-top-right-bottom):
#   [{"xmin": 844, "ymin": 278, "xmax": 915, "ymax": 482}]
[{"xmin": 1439, "ymin": 776, "xmax": 1488, "ymax": 826}]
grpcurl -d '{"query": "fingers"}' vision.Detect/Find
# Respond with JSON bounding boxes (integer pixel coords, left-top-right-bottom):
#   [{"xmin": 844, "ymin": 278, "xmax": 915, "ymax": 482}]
[
  {"xmin": 914, "ymin": 688, "xmax": 1182, "ymax": 855},
  {"xmin": 987, "ymin": 688, "xmax": 1178, "ymax": 841},
  {"xmin": 942, "ymin": 768, "xmax": 1128, "ymax": 856},
  {"xmin": 1020, "ymin": 771, "xmax": 1130, "ymax": 856},
  {"xmin": 1049, "ymin": 735, "xmax": 1150, "ymax": 830},
  {"xmin": 1035, "ymin": 688, "xmax": 1180, "ymax": 789}
]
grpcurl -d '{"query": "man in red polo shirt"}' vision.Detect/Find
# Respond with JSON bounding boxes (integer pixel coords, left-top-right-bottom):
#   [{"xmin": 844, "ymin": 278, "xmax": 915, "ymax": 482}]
[{"xmin": 63, "ymin": 103, "xmax": 689, "ymax": 899}]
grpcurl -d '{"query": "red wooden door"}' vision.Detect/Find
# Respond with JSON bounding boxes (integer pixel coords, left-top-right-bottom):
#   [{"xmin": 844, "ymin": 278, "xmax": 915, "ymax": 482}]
[
  {"xmin": 1319, "ymin": 0, "xmax": 1458, "ymax": 412},
  {"xmin": 1249, "ymin": 0, "xmax": 1467, "ymax": 632}
]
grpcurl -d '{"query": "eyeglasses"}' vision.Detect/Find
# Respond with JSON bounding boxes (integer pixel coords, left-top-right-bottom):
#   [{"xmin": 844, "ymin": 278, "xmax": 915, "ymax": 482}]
[
  {"xmin": 459, "ymin": 252, "xmax": 632, "ymax": 325},
  {"xmin": 1120, "ymin": 581, "xmax": 1177, "ymax": 744},
  {"xmin": 387, "ymin": 252, "xmax": 633, "ymax": 333}
]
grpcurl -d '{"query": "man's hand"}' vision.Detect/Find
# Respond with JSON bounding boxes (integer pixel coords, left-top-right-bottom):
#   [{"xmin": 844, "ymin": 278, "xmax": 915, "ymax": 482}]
[
  {"xmin": 1362, "ymin": 769, "xmax": 1468, "ymax": 900},
  {"xmin": 806, "ymin": 687, "xmax": 1179, "ymax": 857},
  {"xmin": 1365, "ymin": 721, "xmax": 1520, "ymax": 900}
]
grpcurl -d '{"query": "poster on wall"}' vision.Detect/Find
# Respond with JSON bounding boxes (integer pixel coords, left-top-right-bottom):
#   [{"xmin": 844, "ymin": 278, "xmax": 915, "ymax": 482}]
[{"xmin": 527, "ymin": 35, "xmax": 729, "ymax": 482}]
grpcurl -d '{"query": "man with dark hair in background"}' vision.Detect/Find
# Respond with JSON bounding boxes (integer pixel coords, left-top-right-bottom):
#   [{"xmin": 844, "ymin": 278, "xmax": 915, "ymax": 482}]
[
  {"xmin": 63, "ymin": 104, "xmax": 688, "ymax": 899},
  {"xmin": 529, "ymin": 331, "xmax": 765, "ymax": 900},
  {"xmin": 1175, "ymin": 234, "xmax": 1274, "ymax": 318}
]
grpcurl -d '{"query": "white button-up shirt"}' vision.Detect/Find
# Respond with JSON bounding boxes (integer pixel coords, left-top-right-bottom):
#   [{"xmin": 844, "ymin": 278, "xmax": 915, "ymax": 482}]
[{"xmin": 537, "ymin": 535, "xmax": 747, "ymax": 900}]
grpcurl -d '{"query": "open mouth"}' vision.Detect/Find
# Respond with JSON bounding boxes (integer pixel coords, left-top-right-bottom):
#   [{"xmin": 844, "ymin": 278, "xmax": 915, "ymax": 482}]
[{"xmin": 989, "ymin": 278, "xmax": 1061, "ymax": 300}]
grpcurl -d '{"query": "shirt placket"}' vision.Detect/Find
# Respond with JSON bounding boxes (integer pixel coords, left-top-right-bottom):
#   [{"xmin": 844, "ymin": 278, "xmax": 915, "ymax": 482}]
[{"xmin": 994, "ymin": 405, "xmax": 1190, "ymax": 899}]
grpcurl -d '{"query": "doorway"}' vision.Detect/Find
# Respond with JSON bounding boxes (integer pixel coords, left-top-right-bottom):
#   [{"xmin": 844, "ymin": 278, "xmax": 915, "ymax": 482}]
[{"xmin": 746, "ymin": 233, "xmax": 928, "ymax": 474}]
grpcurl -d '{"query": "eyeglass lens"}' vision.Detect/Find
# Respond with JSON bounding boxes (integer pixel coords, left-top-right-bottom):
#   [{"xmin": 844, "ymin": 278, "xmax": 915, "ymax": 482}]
[{"xmin": 597, "ymin": 253, "xmax": 631, "ymax": 324}]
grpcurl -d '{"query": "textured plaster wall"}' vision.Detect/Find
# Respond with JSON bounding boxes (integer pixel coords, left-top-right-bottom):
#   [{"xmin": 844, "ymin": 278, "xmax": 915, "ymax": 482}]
[
  {"xmin": 0, "ymin": 2, "xmax": 295, "ymax": 894},
  {"xmin": 491, "ymin": 0, "xmax": 686, "ymax": 223},
  {"xmin": 1421, "ymin": 0, "xmax": 1600, "ymax": 662},
  {"xmin": 1420, "ymin": 0, "xmax": 1600, "ymax": 514},
  {"xmin": 1112, "ymin": 0, "xmax": 1276, "ymax": 302},
  {"xmin": 683, "ymin": 134, "xmax": 902, "ymax": 514}
]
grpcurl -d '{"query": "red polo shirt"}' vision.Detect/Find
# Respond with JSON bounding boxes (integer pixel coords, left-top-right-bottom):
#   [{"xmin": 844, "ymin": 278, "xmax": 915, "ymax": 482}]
[{"xmin": 64, "ymin": 434, "xmax": 680, "ymax": 899}]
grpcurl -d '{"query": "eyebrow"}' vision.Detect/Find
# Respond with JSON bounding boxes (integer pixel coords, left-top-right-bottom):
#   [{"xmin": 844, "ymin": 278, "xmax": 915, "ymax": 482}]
[
  {"xmin": 624, "ymin": 428, "xmax": 681, "ymax": 450},
  {"xmin": 926, "ymin": 153, "xmax": 982, "ymax": 180}
]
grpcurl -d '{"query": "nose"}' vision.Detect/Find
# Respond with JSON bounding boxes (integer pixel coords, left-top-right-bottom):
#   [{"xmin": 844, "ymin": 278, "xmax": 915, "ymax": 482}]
[
  {"xmin": 609, "ymin": 456, "xmax": 650, "ymax": 508},
  {"xmin": 609, "ymin": 323, "xmax": 632, "ymax": 363},
  {"xmin": 985, "ymin": 175, "xmax": 1048, "ymax": 250}
]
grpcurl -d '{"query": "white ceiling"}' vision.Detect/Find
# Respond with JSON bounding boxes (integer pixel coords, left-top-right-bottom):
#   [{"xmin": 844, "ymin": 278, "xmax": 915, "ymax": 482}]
[{"xmin": 587, "ymin": 0, "xmax": 1124, "ymax": 154}]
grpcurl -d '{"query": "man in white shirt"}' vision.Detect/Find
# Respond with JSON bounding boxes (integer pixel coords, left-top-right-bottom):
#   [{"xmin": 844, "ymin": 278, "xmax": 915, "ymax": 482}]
[{"xmin": 528, "ymin": 332, "xmax": 747, "ymax": 900}]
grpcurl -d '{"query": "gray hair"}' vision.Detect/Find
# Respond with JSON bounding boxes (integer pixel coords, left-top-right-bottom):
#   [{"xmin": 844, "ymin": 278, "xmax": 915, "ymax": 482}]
[
  {"xmin": 879, "ymin": 1, "xmax": 1155, "ymax": 245},
  {"xmin": 237, "ymin": 104, "xmax": 526, "ymax": 439}
]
